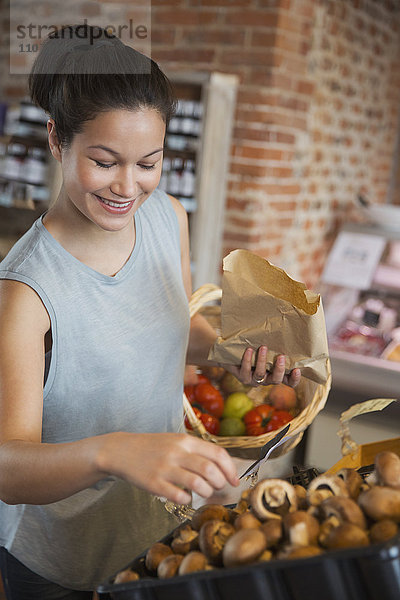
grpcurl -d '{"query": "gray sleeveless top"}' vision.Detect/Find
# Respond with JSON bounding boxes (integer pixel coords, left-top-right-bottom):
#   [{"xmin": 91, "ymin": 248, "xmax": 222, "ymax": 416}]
[{"xmin": 0, "ymin": 188, "xmax": 190, "ymax": 590}]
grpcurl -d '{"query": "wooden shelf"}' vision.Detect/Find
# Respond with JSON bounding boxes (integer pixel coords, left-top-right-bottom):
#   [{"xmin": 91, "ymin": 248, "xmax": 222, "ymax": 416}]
[{"xmin": 0, "ymin": 205, "xmax": 43, "ymax": 237}]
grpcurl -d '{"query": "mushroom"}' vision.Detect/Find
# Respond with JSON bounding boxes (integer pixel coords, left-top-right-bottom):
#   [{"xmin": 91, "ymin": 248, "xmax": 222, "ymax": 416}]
[
  {"xmin": 374, "ymin": 451, "xmax": 400, "ymax": 489},
  {"xmin": 370, "ymin": 519, "xmax": 399, "ymax": 544},
  {"xmin": 157, "ymin": 554, "xmax": 184, "ymax": 579},
  {"xmin": 198, "ymin": 519, "xmax": 235, "ymax": 565},
  {"xmin": 320, "ymin": 496, "xmax": 367, "ymax": 530},
  {"xmin": 178, "ymin": 551, "xmax": 209, "ymax": 575},
  {"xmin": 294, "ymin": 484, "xmax": 308, "ymax": 510},
  {"xmin": 234, "ymin": 512, "xmax": 262, "ymax": 530},
  {"xmin": 306, "ymin": 475, "xmax": 349, "ymax": 507},
  {"xmin": 260, "ymin": 518, "xmax": 283, "ymax": 549},
  {"xmin": 191, "ymin": 504, "xmax": 230, "ymax": 531},
  {"xmin": 227, "ymin": 508, "xmax": 242, "ymax": 524},
  {"xmin": 258, "ymin": 549, "xmax": 273, "ymax": 561},
  {"xmin": 171, "ymin": 524, "xmax": 199, "ymax": 555},
  {"xmin": 323, "ymin": 522, "xmax": 369, "ymax": 550},
  {"xmin": 358, "ymin": 486, "xmax": 400, "ymax": 522},
  {"xmin": 318, "ymin": 516, "xmax": 341, "ymax": 547},
  {"xmin": 114, "ymin": 569, "xmax": 140, "ymax": 584},
  {"xmin": 249, "ymin": 479, "xmax": 297, "ymax": 521},
  {"xmin": 222, "ymin": 528, "xmax": 267, "ymax": 568},
  {"xmin": 336, "ymin": 468, "xmax": 364, "ymax": 499},
  {"xmin": 145, "ymin": 542, "xmax": 173, "ymax": 572},
  {"xmin": 234, "ymin": 489, "xmax": 251, "ymax": 515},
  {"xmin": 234, "ymin": 499, "xmax": 250, "ymax": 515},
  {"xmin": 278, "ymin": 545, "xmax": 323, "ymax": 559},
  {"xmin": 283, "ymin": 511, "xmax": 320, "ymax": 547}
]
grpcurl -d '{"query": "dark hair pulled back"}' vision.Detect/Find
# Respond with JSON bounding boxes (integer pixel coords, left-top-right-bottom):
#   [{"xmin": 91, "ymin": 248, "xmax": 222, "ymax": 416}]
[{"xmin": 29, "ymin": 25, "xmax": 176, "ymax": 149}]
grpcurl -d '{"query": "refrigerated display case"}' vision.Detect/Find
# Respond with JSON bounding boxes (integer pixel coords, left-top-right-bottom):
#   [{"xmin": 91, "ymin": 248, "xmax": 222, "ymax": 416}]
[
  {"xmin": 321, "ymin": 221, "xmax": 400, "ymax": 398},
  {"xmin": 305, "ymin": 220, "xmax": 400, "ymax": 470}
]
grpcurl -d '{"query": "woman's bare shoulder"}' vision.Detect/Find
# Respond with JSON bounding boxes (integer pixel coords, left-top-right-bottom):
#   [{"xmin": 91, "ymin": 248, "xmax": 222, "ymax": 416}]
[
  {"xmin": 0, "ymin": 279, "xmax": 50, "ymax": 334},
  {"xmin": 168, "ymin": 194, "xmax": 189, "ymax": 227}
]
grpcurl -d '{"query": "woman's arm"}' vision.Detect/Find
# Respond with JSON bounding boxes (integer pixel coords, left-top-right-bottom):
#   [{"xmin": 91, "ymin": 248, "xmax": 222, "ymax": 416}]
[
  {"xmin": 0, "ymin": 280, "xmax": 238, "ymax": 506},
  {"xmin": 0, "ymin": 279, "xmax": 107, "ymax": 504}
]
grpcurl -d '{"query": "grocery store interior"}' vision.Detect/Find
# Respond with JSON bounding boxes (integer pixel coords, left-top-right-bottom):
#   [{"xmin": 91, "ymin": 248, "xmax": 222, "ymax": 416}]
[{"xmin": 1, "ymin": 0, "xmax": 400, "ymax": 596}]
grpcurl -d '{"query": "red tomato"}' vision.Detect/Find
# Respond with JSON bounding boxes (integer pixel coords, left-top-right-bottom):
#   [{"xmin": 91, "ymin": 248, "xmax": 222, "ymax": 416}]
[
  {"xmin": 184, "ymin": 385, "xmax": 196, "ymax": 404},
  {"xmin": 194, "ymin": 383, "xmax": 224, "ymax": 418},
  {"xmin": 197, "ymin": 373, "xmax": 211, "ymax": 385},
  {"xmin": 266, "ymin": 410, "xmax": 293, "ymax": 432},
  {"xmin": 184, "ymin": 406, "xmax": 203, "ymax": 430},
  {"xmin": 199, "ymin": 412, "xmax": 220, "ymax": 435},
  {"xmin": 243, "ymin": 404, "xmax": 275, "ymax": 436}
]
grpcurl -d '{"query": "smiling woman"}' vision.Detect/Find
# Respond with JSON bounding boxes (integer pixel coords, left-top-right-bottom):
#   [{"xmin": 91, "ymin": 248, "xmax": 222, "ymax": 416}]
[{"xmin": 0, "ymin": 24, "xmax": 241, "ymax": 598}]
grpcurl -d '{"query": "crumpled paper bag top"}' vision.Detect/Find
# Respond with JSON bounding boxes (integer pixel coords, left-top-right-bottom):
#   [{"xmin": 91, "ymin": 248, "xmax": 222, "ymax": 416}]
[{"xmin": 208, "ymin": 249, "xmax": 330, "ymax": 384}]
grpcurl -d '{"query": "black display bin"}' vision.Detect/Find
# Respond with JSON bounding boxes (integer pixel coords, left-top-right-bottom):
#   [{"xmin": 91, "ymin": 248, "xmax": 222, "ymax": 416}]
[
  {"xmin": 97, "ymin": 532, "xmax": 400, "ymax": 600},
  {"xmin": 97, "ymin": 467, "xmax": 400, "ymax": 600}
]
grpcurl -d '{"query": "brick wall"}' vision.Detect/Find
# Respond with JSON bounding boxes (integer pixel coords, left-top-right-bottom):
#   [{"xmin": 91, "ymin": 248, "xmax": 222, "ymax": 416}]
[{"xmin": 2, "ymin": 0, "xmax": 400, "ymax": 289}]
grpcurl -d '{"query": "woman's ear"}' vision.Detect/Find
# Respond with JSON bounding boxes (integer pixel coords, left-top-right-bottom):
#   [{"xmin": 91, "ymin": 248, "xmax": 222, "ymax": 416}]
[{"xmin": 47, "ymin": 119, "xmax": 62, "ymax": 162}]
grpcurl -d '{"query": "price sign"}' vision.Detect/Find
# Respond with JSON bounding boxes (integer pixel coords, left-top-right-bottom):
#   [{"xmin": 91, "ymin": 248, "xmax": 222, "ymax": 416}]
[{"xmin": 321, "ymin": 231, "xmax": 386, "ymax": 290}]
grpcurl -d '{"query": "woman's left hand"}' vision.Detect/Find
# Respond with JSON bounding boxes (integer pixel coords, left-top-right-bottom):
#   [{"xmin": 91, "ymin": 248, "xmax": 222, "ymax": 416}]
[{"xmin": 222, "ymin": 346, "xmax": 301, "ymax": 388}]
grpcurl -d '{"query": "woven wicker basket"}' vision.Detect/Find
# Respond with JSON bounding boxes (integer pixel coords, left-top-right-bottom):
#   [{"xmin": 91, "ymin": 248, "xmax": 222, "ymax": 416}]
[{"xmin": 184, "ymin": 283, "xmax": 332, "ymax": 460}]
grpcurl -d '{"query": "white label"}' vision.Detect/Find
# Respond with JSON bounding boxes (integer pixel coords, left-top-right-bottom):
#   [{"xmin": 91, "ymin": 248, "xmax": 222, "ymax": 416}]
[{"xmin": 321, "ymin": 231, "xmax": 386, "ymax": 290}]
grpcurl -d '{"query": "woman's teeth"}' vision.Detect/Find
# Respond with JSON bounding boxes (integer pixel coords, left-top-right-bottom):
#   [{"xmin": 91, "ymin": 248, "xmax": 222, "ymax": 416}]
[{"xmin": 98, "ymin": 196, "xmax": 131, "ymax": 208}]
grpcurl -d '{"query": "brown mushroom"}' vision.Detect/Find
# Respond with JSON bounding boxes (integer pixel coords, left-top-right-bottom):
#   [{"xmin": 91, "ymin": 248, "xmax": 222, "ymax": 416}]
[
  {"xmin": 278, "ymin": 545, "xmax": 323, "ymax": 559},
  {"xmin": 198, "ymin": 519, "xmax": 235, "ymax": 565},
  {"xmin": 227, "ymin": 508, "xmax": 242, "ymax": 524},
  {"xmin": 358, "ymin": 486, "xmax": 400, "ymax": 522},
  {"xmin": 294, "ymin": 484, "xmax": 308, "ymax": 510},
  {"xmin": 258, "ymin": 549, "xmax": 273, "ymax": 561},
  {"xmin": 114, "ymin": 569, "xmax": 140, "ymax": 584},
  {"xmin": 234, "ymin": 499, "xmax": 249, "ymax": 515},
  {"xmin": 323, "ymin": 522, "xmax": 369, "ymax": 550},
  {"xmin": 191, "ymin": 504, "xmax": 230, "ymax": 531},
  {"xmin": 320, "ymin": 496, "xmax": 367, "ymax": 530},
  {"xmin": 336, "ymin": 468, "xmax": 364, "ymax": 499},
  {"xmin": 307, "ymin": 475, "xmax": 349, "ymax": 507},
  {"xmin": 178, "ymin": 551, "xmax": 209, "ymax": 575},
  {"xmin": 250, "ymin": 479, "xmax": 297, "ymax": 521},
  {"xmin": 374, "ymin": 451, "xmax": 400, "ymax": 489},
  {"xmin": 222, "ymin": 528, "xmax": 267, "ymax": 568},
  {"xmin": 157, "ymin": 554, "xmax": 184, "ymax": 579},
  {"xmin": 171, "ymin": 524, "xmax": 199, "ymax": 555},
  {"xmin": 283, "ymin": 511, "xmax": 320, "ymax": 547},
  {"xmin": 260, "ymin": 518, "xmax": 283, "ymax": 549},
  {"xmin": 370, "ymin": 519, "xmax": 399, "ymax": 544},
  {"xmin": 145, "ymin": 542, "xmax": 173, "ymax": 572},
  {"xmin": 234, "ymin": 512, "xmax": 262, "ymax": 530},
  {"xmin": 318, "ymin": 516, "xmax": 341, "ymax": 547}
]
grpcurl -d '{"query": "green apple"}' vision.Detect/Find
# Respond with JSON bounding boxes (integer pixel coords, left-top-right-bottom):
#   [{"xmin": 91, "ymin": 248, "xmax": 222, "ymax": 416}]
[
  {"xmin": 219, "ymin": 417, "xmax": 246, "ymax": 436},
  {"xmin": 223, "ymin": 392, "xmax": 254, "ymax": 419}
]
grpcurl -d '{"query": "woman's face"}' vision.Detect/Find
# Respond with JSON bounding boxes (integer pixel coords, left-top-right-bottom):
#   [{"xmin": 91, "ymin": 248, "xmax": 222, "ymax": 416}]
[{"xmin": 55, "ymin": 108, "xmax": 166, "ymax": 232}]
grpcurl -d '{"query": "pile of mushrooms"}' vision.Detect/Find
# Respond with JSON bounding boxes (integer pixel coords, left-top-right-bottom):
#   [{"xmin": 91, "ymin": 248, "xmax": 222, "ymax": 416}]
[{"xmin": 114, "ymin": 451, "xmax": 400, "ymax": 583}]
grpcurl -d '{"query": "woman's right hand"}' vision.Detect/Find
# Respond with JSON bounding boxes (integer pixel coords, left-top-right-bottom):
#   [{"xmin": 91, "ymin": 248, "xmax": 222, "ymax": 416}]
[{"xmin": 96, "ymin": 432, "xmax": 239, "ymax": 505}]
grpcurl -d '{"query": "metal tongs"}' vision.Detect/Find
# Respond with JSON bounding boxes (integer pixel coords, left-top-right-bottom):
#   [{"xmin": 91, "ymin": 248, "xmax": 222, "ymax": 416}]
[{"xmin": 239, "ymin": 423, "xmax": 292, "ymax": 480}]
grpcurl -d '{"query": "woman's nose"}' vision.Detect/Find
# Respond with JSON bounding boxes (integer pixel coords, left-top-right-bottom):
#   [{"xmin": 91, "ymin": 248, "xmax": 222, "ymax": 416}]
[{"xmin": 110, "ymin": 166, "xmax": 137, "ymax": 199}]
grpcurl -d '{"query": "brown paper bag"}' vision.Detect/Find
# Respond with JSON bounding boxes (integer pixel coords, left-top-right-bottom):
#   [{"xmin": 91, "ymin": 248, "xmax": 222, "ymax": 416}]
[{"xmin": 208, "ymin": 249, "xmax": 330, "ymax": 384}]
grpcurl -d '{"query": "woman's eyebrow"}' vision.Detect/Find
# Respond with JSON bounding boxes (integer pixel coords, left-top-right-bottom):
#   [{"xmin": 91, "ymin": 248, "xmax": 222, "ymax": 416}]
[{"xmin": 87, "ymin": 145, "xmax": 164, "ymax": 158}]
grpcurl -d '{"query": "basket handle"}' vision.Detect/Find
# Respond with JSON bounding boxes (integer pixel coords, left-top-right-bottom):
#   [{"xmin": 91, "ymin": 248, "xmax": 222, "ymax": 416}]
[
  {"xmin": 183, "ymin": 393, "xmax": 215, "ymax": 441},
  {"xmin": 183, "ymin": 284, "xmax": 222, "ymax": 440},
  {"xmin": 189, "ymin": 284, "xmax": 222, "ymax": 318}
]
